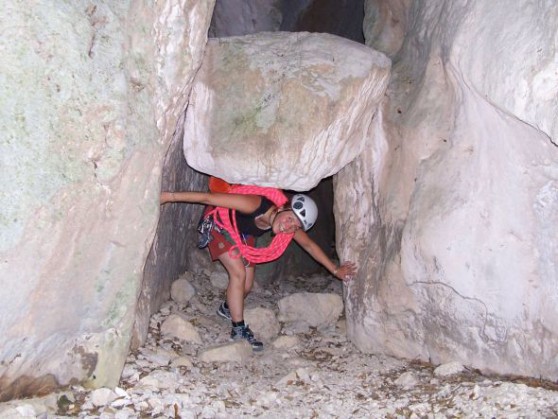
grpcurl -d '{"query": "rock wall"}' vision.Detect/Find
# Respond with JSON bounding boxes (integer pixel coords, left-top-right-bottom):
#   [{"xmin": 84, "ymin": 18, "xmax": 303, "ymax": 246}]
[
  {"xmin": 0, "ymin": 0, "xmax": 215, "ymax": 401},
  {"xmin": 338, "ymin": 0, "xmax": 558, "ymax": 379}
]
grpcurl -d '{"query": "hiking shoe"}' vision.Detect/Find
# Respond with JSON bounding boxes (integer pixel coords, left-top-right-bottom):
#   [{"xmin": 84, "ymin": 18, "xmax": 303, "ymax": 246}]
[
  {"xmin": 216, "ymin": 301, "xmax": 232, "ymax": 321},
  {"xmin": 231, "ymin": 325, "xmax": 264, "ymax": 351},
  {"xmin": 197, "ymin": 215, "xmax": 214, "ymax": 249}
]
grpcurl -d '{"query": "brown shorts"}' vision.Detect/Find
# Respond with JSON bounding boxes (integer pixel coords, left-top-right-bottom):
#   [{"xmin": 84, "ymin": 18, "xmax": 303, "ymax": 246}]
[{"xmin": 208, "ymin": 228, "xmax": 256, "ymax": 267}]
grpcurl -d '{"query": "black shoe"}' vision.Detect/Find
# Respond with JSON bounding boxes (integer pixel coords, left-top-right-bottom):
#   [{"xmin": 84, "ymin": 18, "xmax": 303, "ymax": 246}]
[
  {"xmin": 197, "ymin": 215, "xmax": 214, "ymax": 248},
  {"xmin": 217, "ymin": 301, "xmax": 232, "ymax": 321},
  {"xmin": 231, "ymin": 325, "xmax": 264, "ymax": 351}
]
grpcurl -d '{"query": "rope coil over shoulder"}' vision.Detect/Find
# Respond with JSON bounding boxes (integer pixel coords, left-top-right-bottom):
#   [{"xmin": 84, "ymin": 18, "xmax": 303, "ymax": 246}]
[{"xmin": 207, "ymin": 185, "xmax": 294, "ymax": 264}]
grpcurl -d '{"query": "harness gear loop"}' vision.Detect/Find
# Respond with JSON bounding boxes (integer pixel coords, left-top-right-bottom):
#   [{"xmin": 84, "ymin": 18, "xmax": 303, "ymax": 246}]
[{"xmin": 208, "ymin": 185, "xmax": 294, "ymax": 264}]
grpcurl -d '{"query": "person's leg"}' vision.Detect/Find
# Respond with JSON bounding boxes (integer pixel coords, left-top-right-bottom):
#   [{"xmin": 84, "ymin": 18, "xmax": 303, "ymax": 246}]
[
  {"xmin": 217, "ymin": 252, "xmax": 263, "ymax": 351},
  {"xmin": 217, "ymin": 251, "xmax": 246, "ymax": 322},
  {"xmin": 244, "ymin": 265, "xmax": 255, "ymax": 298}
]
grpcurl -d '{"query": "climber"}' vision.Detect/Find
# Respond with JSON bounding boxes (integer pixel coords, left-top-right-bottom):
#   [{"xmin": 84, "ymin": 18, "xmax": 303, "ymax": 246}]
[{"xmin": 160, "ymin": 185, "xmax": 357, "ymax": 351}]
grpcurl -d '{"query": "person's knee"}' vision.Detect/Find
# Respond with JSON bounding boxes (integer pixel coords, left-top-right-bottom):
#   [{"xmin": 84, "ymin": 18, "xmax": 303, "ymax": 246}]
[{"xmin": 227, "ymin": 270, "xmax": 246, "ymax": 287}]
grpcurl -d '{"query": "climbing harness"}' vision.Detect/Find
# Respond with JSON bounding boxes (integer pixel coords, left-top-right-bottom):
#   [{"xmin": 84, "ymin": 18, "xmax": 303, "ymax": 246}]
[{"xmin": 206, "ymin": 184, "xmax": 295, "ymax": 264}]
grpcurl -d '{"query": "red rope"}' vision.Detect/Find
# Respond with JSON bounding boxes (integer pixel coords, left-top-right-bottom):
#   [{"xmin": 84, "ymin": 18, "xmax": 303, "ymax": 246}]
[{"xmin": 208, "ymin": 185, "xmax": 294, "ymax": 264}]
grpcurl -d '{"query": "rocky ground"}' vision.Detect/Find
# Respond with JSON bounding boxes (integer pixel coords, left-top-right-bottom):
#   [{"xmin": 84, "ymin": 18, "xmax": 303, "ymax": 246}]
[{"xmin": 2, "ymin": 270, "xmax": 558, "ymax": 418}]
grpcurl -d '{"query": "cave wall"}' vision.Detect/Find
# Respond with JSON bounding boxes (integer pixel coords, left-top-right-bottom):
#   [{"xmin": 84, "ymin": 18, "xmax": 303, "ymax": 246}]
[
  {"xmin": 0, "ymin": 0, "xmax": 215, "ymax": 401},
  {"xmin": 337, "ymin": 0, "xmax": 558, "ymax": 379}
]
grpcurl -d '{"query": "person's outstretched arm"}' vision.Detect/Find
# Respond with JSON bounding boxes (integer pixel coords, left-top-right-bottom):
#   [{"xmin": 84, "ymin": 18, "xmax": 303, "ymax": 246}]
[
  {"xmin": 160, "ymin": 191, "xmax": 261, "ymax": 214},
  {"xmin": 293, "ymin": 230, "xmax": 357, "ymax": 282}
]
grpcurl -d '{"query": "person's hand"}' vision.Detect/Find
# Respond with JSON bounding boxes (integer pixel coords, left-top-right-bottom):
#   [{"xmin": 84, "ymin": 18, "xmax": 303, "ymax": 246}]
[
  {"xmin": 333, "ymin": 261, "xmax": 357, "ymax": 282},
  {"xmin": 160, "ymin": 191, "xmax": 175, "ymax": 205}
]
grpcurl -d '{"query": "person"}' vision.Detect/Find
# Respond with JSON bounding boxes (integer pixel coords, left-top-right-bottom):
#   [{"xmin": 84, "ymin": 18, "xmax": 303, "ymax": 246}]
[{"xmin": 160, "ymin": 187, "xmax": 357, "ymax": 351}]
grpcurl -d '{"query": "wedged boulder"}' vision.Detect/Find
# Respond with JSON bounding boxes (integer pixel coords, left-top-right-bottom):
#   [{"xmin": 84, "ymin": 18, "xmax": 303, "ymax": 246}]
[
  {"xmin": 184, "ymin": 31, "xmax": 390, "ymax": 191},
  {"xmin": 339, "ymin": 0, "xmax": 558, "ymax": 380}
]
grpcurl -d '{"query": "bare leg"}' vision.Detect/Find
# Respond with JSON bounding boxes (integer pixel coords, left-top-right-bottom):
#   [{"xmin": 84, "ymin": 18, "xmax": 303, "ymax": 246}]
[
  {"xmin": 244, "ymin": 265, "xmax": 255, "ymax": 298},
  {"xmin": 218, "ymin": 252, "xmax": 247, "ymax": 322}
]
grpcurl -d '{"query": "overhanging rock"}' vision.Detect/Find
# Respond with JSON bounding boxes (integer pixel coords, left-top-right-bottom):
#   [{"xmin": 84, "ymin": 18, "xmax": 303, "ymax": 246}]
[{"xmin": 184, "ymin": 32, "xmax": 390, "ymax": 190}]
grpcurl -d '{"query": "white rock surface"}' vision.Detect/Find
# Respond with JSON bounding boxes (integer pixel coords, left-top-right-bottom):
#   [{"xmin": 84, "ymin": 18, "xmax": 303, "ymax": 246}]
[
  {"xmin": 339, "ymin": 0, "xmax": 558, "ymax": 380},
  {"xmin": 278, "ymin": 292, "xmax": 344, "ymax": 328},
  {"xmin": 0, "ymin": 0, "xmax": 215, "ymax": 397},
  {"xmin": 184, "ymin": 31, "xmax": 390, "ymax": 190}
]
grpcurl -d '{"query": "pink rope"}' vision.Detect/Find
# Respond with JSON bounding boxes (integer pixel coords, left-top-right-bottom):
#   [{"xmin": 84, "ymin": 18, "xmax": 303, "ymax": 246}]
[{"xmin": 208, "ymin": 185, "xmax": 294, "ymax": 264}]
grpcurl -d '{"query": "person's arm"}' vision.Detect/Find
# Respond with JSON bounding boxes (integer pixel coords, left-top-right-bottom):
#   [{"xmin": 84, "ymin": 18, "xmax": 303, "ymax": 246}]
[
  {"xmin": 160, "ymin": 191, "xmax": 261, "ymax": 214},
  {"xmin": 293, "ymin": 230, "xmax": 357, "ymax": 282}
]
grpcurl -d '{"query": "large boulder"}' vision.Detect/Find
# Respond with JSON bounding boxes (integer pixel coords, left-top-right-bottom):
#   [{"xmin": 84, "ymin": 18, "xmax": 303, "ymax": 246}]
[
  {"xmin": 339, "ymin": 0, "xmax": 558, "ymax": 379},
  {"xmin": 0, "ymin": 0, "xmax": 215, "ymax": 401},
  {"xmin": 184, "ymin": 32, "xmax": 390, "ymax": 191}
]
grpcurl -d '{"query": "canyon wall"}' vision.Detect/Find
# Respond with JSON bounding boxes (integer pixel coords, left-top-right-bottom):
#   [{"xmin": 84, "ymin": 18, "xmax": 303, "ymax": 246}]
[
  {"xmin": 337, "ymin": 0, "xmax": 558, "ymax": 379},
  {"xmin": 0, "ymin": 0, "xmax": 215, "ymax": 400}
]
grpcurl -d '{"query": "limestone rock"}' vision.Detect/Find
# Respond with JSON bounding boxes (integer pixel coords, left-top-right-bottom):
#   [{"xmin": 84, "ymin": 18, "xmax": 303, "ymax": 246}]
[
  {"xmin": 171, "ymin": 356, "xmax": 193, "ymax": 368},
  {"xmin": 394, "ymin": 371, "xmax": 419, "ymax": 388},
  {"xmin": 434, "ymin": 362, "xmax": 465, "ymax": 377},
  {"xmin": 0, "ymin": 0, "xmax": 216, "ymax": 399},
  {"xmin": 341, "ymin": 0, "xmax": 558, "ymax": 381},
  {"xmin": 139, "ymin": 370, "xmax": 180, "ymax": 391},
  {"xmin": 90, "ymin": 388, "xmax": 117, "ymax": 407},
  {"xmin": 272, "ymin": 335, "xmax": 300, "ymax": 349},
  {"xmin": 184, "ymin": 31, "xmax": 390, "ymax": 190},
  {"xmin": 244, "ymin": 307, "xmax": 281, "ymax": 341},
  {"xmin": 160, "ymin": 314, "xmax": 202, "ymax": 344},
  {"xmin": 278, "ymin": 293, "xmax": 344, "ymax": 328},
  {"xmin": 209, "ymin": 270, "xmax": 229, "ymax": 290},
  {"xmin": 170, "ymin": 278, "xmax": 196, "ymax": 305},
  {"xmin": 198, "ymin": 341, "xmax": 252, "ymax": 363}
]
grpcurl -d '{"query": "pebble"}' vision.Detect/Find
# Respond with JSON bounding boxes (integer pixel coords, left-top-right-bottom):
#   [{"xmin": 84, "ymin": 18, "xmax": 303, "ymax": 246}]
[{"xmin": 1, "ymin": 272, "xmax": 558, "ymax": 418}]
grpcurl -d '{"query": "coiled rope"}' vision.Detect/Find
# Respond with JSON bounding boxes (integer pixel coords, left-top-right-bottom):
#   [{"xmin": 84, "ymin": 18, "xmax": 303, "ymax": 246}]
[{"xmin": 208, "ymin": 185, "xmax": 294, "ymax": 264}]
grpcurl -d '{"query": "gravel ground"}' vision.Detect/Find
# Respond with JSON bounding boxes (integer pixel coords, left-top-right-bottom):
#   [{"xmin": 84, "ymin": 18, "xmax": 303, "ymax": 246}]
[{"xmin": 2, "ymin": 271, "xmax": 558, "ymax": 418}]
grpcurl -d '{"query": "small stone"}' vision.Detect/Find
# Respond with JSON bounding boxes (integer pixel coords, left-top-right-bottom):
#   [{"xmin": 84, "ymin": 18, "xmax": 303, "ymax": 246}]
[
  {"xmin": 296, "ymin": 368, "xmax": 311, "ymax": 382},
  {"xmin": 90, "ymin": 387, "xmax": 117, "ymax": 407},
  {"xmin": 272, "ymin": 335, "xmax": 300, "ymax": 349},
  {"xmin": 245, "ymin": 307, "xmax": 281, "ymax": 341},
  {"xmin": 278, "ymin": 292, "xmax": 344, "ymax": 328},
  {"xmin": 161, "ymin": 314, "xmax": 202, "ymax": 344},
  {"xmin": 199, "ymin": 341, "xmax": 252, "ymax": 363},
  {"xmin": 15, "ymin": 404, "xmax": 37, "ymax": 416},
  {"xmin": 209, "ymin": 270, "xmax": 229, "ymax": 290},
  {"xmin": 434, "ymin": 361, "xmax": 465, "ymax": 377},
  {"xmin": 171, "ymin": 278, "xmax": 196, "ymax": 305},
  {"xmin": 171, "ymin": 356, "xmax": 193, "ymax": 368},
  {"xmin": 114, "ymin": 407, "xmax": 136, "ymax": 419},
  {"xmin": 275, "ymin": 371, "xmax": 298, "ymax": 387},
  {"xmin": 395, "ymin": 371, "xmax": 419, "ymax": 388},
  {"xmin": 114, "ymin": 387, "xmax": 129, "ymax": 398}
]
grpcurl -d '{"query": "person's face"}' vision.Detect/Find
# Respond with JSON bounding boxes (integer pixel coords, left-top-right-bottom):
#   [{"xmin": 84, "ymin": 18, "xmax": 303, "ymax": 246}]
[{"xmin": 273, "ymin": 210, "xmax": 302, "ymax": 234}]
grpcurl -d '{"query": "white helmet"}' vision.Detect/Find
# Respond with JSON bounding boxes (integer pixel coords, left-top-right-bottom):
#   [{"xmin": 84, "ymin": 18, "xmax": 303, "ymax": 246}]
[{"xmin": 291, "ymin": 194, "xmax": 318, "ymax": 231}]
